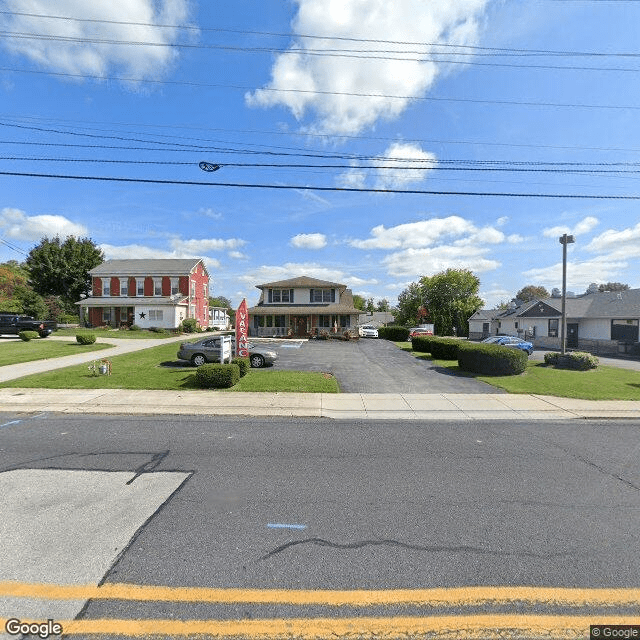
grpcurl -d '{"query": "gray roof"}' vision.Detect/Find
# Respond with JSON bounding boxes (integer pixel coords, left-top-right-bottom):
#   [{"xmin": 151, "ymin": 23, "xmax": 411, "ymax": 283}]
[
  {"xmin": 256, "ymin": 276, "xmax": 346, "ymax": 290},
  {"xmin": 89, "ymin": 259, "xmax": 207, "ymax": 276}
]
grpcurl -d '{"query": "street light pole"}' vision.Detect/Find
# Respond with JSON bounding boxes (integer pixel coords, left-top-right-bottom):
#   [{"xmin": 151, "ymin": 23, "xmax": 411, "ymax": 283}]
[{"xmin": 559, "ymin": 233, "xmax": 575, "ymax": 355}]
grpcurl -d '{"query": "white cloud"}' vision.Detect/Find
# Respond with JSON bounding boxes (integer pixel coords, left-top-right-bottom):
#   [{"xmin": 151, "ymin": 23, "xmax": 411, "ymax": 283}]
[
  {"xmin": 0, "ymin": 0, "xmax": 193, "ymax": 82},
  {"xmin": 586, "ymin": 222, "xmax": 640, "ymax": 260},
  {"xmin": 496, "ymin": 216, "xmax": 509, "ymax": 226},
  {"xmin": 100, "ymin": 243, "xmax": 222, "ymax": 267},
  {"xmin": 228, "ymin": 250, "xmax": 249, "ymax": 260},
  {"xmin": 0, "ymin": 207, "xmax": 88, "ymax": 241},
  {"xmin": 170, "ymin": 237, "xmax": 246, "ymax": 253},
  {"xmin": 290, "ymin": 233, "xmax": 327, "ymax": 249},
  {"xmin": 336, "ymin": 167, "xmax": 367, "ymax": 189},
  {"xmin": 375, "ymin": 143, "xmax": 437, "ymax": 189},
  {"xmin": 542, "ymin": 216, "xmax": 599, "ymax": 238},
  {"xmin": 198, "ymin": 208, "xmax": 223, "ymax": 220},
  {"xmin": 239, "ymin": 263, "xmax": 369, "ymax": 290},
  {"xmin": 383, "ymin": 245, "xmax": 500, "ymax": 278},
  {"xmin": 247, "ymin": 0, "xmax": 491, "ymax": 135},
  {"xmin": 507, "ymin": 234, "xmax": 525, "ymax": 243},
  {"xmin": 350, "ymin": 216, "xmax": 483, "ymax": 250},
  {"xmin": 523, "ymin": 256, "xmax": 628, "ymax": 290}
]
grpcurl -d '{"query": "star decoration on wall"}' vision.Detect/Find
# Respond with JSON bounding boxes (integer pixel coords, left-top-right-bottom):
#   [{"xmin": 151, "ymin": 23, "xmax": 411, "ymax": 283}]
[{"xmin": 139, "ymin": 312, "xmax": 146, "ymax": 319}]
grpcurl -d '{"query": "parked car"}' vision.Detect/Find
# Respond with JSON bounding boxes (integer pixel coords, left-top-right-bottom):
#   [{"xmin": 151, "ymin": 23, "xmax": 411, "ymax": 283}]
[
  {"xmin": 0, "ymin": 313, "xmax": 57, "ymax": 338},
  {"xmin": 358, "ymin": 324, "xmax": 379, "ymax": 338},
  {"xmin": 481, "ymin": 335, "xmax": 534, "ymax": 355},
  {"xmin": 177, "ymin": 337, "xmax": 277, "ymax": 368},
  {"xmin": 408, "ymin": 326, "xmax": 434, "ymax": 340}
]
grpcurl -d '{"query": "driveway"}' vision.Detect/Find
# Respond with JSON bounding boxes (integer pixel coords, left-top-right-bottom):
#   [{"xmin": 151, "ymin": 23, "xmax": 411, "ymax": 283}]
[{"xmin": 270, "ymin": 338, "xmax": 502, "ymax": 394}]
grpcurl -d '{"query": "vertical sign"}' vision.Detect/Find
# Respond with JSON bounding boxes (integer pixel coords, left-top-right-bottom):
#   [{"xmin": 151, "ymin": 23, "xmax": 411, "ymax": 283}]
[{"xmin": 236, "ymin": 298, "xmax": 249, "ymax": 358}]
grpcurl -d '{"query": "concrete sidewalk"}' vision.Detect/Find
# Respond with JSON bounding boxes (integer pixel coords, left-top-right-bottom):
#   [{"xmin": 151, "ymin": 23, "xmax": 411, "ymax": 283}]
[{"xmin": 1, "ymin": 388, "xmax": 639, "ymax": 420}]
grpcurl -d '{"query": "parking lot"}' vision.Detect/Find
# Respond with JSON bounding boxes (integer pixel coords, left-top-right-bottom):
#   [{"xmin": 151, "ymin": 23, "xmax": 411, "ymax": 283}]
[{"xmin": 269, "ymin": 337, "xmax": 503, "ymax": 394}]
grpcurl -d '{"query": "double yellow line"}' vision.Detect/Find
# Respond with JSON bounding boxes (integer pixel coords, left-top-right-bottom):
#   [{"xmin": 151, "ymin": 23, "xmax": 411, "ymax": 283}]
[{"xmin": 2, "ymin": 581, "xmax": 638, "ymax": 638}]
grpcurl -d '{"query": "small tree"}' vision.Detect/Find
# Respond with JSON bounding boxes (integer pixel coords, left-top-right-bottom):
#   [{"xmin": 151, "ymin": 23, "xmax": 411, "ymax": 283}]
[
  {"xmin": 598, "ymin": 282, "xmax": 630, "ymax": 292},
  {"xmin": 352, "ymin": 294, "xmax": 366, "ymax": 311},
  {"xmin": 376, "ymin": 298, "xmax": 390, "ymax": 312},
  {"xmin": 515, "ymin": 285, "xmax": 550, "ymax": 302}
]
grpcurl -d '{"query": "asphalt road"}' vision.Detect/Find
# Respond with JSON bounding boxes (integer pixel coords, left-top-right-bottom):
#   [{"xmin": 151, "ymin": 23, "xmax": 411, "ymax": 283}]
[{"xmin": 1, "ymin": 413, "xmax": 639, "ymax": 638}]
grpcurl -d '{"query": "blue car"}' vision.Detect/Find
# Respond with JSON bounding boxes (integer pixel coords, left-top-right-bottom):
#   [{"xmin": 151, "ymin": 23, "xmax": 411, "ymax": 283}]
[{"xmin": 482, "ymin": 335, "xmax": 534, "ymax": 355}]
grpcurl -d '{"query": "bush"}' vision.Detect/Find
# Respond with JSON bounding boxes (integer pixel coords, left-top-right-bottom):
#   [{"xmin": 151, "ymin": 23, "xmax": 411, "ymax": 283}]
[
  {"xmin": 180, "ymin": 318, "xmax": 198, "ymax": 333},
  {"xmin": 544, "ymin": 351, "xmax": 599, "ymax": 370},
  {"xmin": 195, "ymin": 363, "xmax": 240, "ymax": 388},
  {"xmin": 231, "ymin": 357, "xmax": 250, "ymax": 377},
  {"xmin": 411, "ymin": 335, "xmax": 433, "ymax": 353},
  {"xmin": 378, "ymin": 325, "xmax": 410, "ymax": 341},
  {"xmin": 429, "ymin": 337, "xmax": 463, "ymax": 360},
  {"xmin": 18, "ymin": 330, "xmax": 39, "ymax": 341},
  {"xmin": 149, "ymin": 326, "xmax": 169, "ymax": 335},
  {"xmin": 59, "ymin": 314, "xmax": 80, "ymax": 324},
  {"xmin": 76, "ymin": 333, "xmax": 97, "ymax": 345},
  {"xmin": 128, "ymin": 324, "xmax": 141, "ymax": 331},
  {"xmin": 458, "ymin": 342, "xmax": 528, "ymax": 375}
]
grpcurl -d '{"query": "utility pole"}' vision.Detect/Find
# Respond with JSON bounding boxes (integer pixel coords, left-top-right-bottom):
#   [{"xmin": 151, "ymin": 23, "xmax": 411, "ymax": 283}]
[{"xmin": 559, "ymin": 233, "xmax": 575, "ymax": 355}]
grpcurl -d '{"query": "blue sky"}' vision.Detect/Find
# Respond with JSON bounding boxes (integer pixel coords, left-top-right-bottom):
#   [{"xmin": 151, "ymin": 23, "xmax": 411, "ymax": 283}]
[{"xmin": 1, "ymin": 0, "xmax": 640, "ymax": 309}]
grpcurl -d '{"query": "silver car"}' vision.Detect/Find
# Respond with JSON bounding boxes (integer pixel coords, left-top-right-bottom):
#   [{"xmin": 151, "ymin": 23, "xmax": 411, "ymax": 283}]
[
  {"xmin": 358, "ymin": 324, "xmax": 379, "ymax": 338},
  {"xmin": 177, "ymin": 337, "xmax": 278, "ymax": 368}
]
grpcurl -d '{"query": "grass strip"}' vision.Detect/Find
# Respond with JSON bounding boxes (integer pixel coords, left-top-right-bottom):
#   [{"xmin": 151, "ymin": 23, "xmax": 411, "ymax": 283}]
[{"xmin": 0, "ymin": 340, "xmax": 113, "ymax": 367}]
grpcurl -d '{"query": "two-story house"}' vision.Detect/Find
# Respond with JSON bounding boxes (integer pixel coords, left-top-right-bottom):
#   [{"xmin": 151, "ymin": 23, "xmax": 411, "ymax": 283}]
[
  {"xmin": 247, "ymin": 276, "xmax": 361, "ymax": 337},
  {"xmin": 76, "ymin": 258, "xmax": 210, "ymax": 330}
]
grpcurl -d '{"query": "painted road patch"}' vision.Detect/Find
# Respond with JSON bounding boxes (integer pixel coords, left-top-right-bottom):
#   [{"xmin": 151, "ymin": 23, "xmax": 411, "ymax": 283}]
[{"xmin": 0, "ymin": 469, "xmax": 189, "ymax": 635}]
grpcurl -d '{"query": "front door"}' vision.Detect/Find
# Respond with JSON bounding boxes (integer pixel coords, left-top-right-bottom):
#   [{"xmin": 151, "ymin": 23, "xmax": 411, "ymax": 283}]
[
  {"xmin": 295, "ymin": 317, "xmax": 307, "ymax": 336},
  {"xmin": 567, "ymin": 323, "xmax": 579, "ymax": 348}
]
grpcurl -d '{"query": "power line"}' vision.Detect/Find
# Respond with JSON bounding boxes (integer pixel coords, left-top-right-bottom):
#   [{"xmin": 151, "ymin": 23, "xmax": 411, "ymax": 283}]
[
  {"xmin": 2, "ymin": 169, "xmax": 640, "ymax": 199},
  {"xmin": 2, "ymin": 66, "xmax": 639, "ymax": 111}
]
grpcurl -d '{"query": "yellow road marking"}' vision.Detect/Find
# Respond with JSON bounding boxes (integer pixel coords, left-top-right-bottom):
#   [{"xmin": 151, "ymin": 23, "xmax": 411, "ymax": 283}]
[
  {"xmin": 1, "ymin": 581, "xmax": 639, "ymax": 607},
  {"xmin": 2, "ymin": 615, "xmax": 638, "ymax": 638}
]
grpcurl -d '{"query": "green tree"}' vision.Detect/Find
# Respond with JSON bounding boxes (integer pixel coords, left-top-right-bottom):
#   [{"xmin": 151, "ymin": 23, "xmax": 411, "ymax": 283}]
[
  {"xmin": 421, "ymin": 269, "xmax": 484, "ymax": 336},
  {"xmin": 393, "ymin": 281, "xmax": 425, "ymax": 326},
  {"xmin": 25, "ymin": 236, "xmax": 104, "ymax": 306},
  {"xmin": 209, "ymin": 296, "xmax": 232, "ymax": 308},
  {"xmin": 352, "ymin": 294, "xmax": 366, "ymax": 311},
  {"xmin": 375, "ymin": 298, "xmax": 390, "ymax": 312},
  {"xmin": 365, "ymin": 297, "xmax": 375, "ymax": 313},
  {"xmin": 0, "ymin": 260, "xmax": 46, "ymax": 316},
  {"xmin": 515, "ymin": 285, "xmax": 550, "ymax": 302},
  {"xmin": 598, "ymin": 282, "xmax": 630, "ymax": 292}
]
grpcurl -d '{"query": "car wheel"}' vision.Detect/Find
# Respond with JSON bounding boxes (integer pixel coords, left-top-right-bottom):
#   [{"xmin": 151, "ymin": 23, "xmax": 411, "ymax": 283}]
[
  {"xmin": 250, "ymin": 354, "xmax": 265, "ymax": 368},
  {"xmin": 191, "ymin": 354, "xmax": 206, "ymax": 366}
]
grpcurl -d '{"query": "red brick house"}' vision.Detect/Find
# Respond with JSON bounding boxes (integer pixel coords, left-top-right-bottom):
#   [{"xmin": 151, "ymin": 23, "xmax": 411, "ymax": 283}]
[{"xmin": 76, "ymin": 259, "xmax": 210, "ymax": 330}]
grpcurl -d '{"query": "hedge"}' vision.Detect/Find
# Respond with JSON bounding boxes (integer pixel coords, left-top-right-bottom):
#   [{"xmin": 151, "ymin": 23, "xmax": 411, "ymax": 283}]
[
  {"xmin": 429, "ymin": 337, "xmax": 463, "ymax": 360},
  {"xmin": 231, "ymin": 357, "xmax": 250, "ymax": 377},
  {"xmin": 544, "ymin": 351, "xmax": 599, "ymax": 370},
  {"xmin": 411, "ymin": 335, "xmax": 433, "ymax": 353},
  {"xmin": 180, "ymin": 318, "xmax": 198, "ymax": 333},
  {"xmin": 195, "ymin": 363, "xmax": 240, "ymax": 388},
  {"xmin": 18, "ymin": 330, "xmax": 40, "ymax": 341},
  {"xmin": 378, "ymin": 326, "xmax": 409, "ymax": 341},
  {"xmin": 458, "ymin": 342, "xmax": 528, "ymax": 375},
  {"xmin": 76, "ymin": 333, "xmax": 97, "ymax": 345}
]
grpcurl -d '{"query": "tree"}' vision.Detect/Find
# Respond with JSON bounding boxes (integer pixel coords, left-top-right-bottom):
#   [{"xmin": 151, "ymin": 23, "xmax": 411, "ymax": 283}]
[
  {"xmin": 26, "ymin": 236, "xmax": 104, "ymax": 306},
  {"xmin": 365, "ymin": 297, "xmax": 375, "ymax": 313},
  {"xmin": 209, "ymin": 296, "xmax": 232, "ymax": 308},
  {"xmin": 375, "ymin": 298, "xmax": 390, "ymax": 312},
  {"xmin": 0, "ymin": 260, "xmax": 46, "ymax": 316},
  {"xmin": 393, "ymin": 282, "xmax": 425, "ymax": 326},
  {"xmin": 351, "ymin": 294, "xmax": 365, "ymax": 311},
  {"xmin": 598, "ymin": 282, "xmax": 630, "ymax": 292},
  {"xmin": 515, "ymin": 285, "xmax": 550, "ymax": 302},
  {"xmin": 421, "ymin": 269, "xmax": 483, "ymax": 336}
]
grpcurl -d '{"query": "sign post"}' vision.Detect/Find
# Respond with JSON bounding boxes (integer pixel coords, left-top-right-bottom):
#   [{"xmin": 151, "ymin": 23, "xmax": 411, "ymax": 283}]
[{"xmin": 235, "ymin": 299, "xmax": 249, "ymax": 358}]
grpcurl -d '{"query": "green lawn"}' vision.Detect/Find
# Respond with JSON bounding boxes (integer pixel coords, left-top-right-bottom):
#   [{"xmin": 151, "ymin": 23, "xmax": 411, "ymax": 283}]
[
  {"xmin": 0, "ymin": 339, "xmax": 113, "ymax": 366},
  {"xmin": 394, "ymin": 341, "xmax": 640, "ymax": 400},
  {"xmin": 0, "ymin": 340, "xmax": 339, "ymax": 393},
  {"xmin": 54, "ymin": 327, "xmax": 180, "ymax": 339}
]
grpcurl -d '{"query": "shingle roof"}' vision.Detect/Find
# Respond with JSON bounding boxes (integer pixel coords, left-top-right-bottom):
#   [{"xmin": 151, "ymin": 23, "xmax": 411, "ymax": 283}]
[
  {"xmin": 256, "ymin": 276, "xmax": 346, "ymax": 290},
  {"xmin": 248, "ymin": 303, "xmax": 360, "ymax": 315},
  {"xmin": 89, "ymin": 259, "xmax": 206, "ymax": 276}
]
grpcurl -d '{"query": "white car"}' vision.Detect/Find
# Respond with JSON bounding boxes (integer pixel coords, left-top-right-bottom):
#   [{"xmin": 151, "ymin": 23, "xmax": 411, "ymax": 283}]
[{"xmin": 358, "ymin": 325, "xmax": 379, "ymax": 338}]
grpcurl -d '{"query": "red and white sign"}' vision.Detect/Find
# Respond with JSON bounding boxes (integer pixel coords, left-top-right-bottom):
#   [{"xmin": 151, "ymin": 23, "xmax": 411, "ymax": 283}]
[{"xmin": 235, "ymin": 298, "xmax": 249, "ymax": 358}]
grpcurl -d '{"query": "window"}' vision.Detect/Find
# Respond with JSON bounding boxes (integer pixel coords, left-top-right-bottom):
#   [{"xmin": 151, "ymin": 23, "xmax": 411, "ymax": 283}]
[
  {"xmin": 548, "ymin": 319, "xmax": 559, "ymax": 338},
  {"xmin": 254, "ymin": 316, "xmax": 265, "ymax": 328},
  {"xmin": 611, "ymin": 319, "xmax": 639, "ymax": 342},
  {"xmin": 310, "ymin": 288, "xmax": 335, "ymax": 303},
  {"xmin": 190, "ymin": 281, "xmax": 195, "ymax": 297},
  {"xmin": 339, "ymin": 315, "xmax": 351, "ymax": 328},
  {"xmin": 119, "ymin": 278, "xmax": 128, "ymax": 296},
  {"xmin": 171, "ymin": 278, "xmax": 179, "ymax": 295},
  {"xmin": 266, "ymin": 316, "xmax": 273, "ymax": 327},
  {"xmin": 269, "ymin": 289, "xmax": 293, "ymax": 303},
  {"xmin": 153, "ymin": 278, "xmax": 162, "ymax": 296},
  {"xmin": 318, "ymin": 315, "xmax": 332, "ymax": 328},
  {"xmin": 102, "ymin": 278, "xmax": 110, "ymax": 296},
  {"xmin": 136, "ymin": 278, "xmax": 144, "ymax": 296},
  {"xmin": 102, "ymin": 308, "xmax": 111, "ymax": 323},
  {"xmin": 149, "ymin": 309, "xmax": 163, "ymax": 321},
  {"xmin": 274, "ymin": 315, "xmax": 286, "ymax": 328}
]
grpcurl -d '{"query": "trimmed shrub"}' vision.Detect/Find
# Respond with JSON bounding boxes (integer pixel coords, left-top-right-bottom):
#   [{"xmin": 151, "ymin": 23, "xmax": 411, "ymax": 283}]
[
  {"xmin": 18, "ymin": 330, "xmax": 39, "ymax": 341},
  {"xmin": 128, "ymin": 324, "xmax": 141, "ymax": 331},
  {"xmin": 76, "ymin": 333, "xmax": 97, "ymax": 345},
  {"xmin": 411, "ymin": 335, "xmax": 433, "ymax": 353},
  {"xmin": 231, "ymin": 357, "xmax": 250, "ymax": 378},
  {"xmin": 181, "ymin": 318, "xmax": 198, "ymax": 333},
  {"xmin": 378, "ymin": 325, "xmax": 410, "ymax": 341},
  {"xmin": 430, "ymin": 337, "xmax": 463, "ymax": 360},
  {"xmin": 458, "ymin": 342, "xmax": 528, "ymax": 375},
  {"xmin": 59, "ymin": 314, "xmax": 80, "ymax": 324},
  {"xmin": 195, "ymin": 363, "xmax": 240, "ymax": 389},
  {"xmin": 544, "ymin": 351, "xmax": 599, "ymax": 370},
  {"xmin": 149, "ymin": 326, "xmax": 169, "ymax": 335}
]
